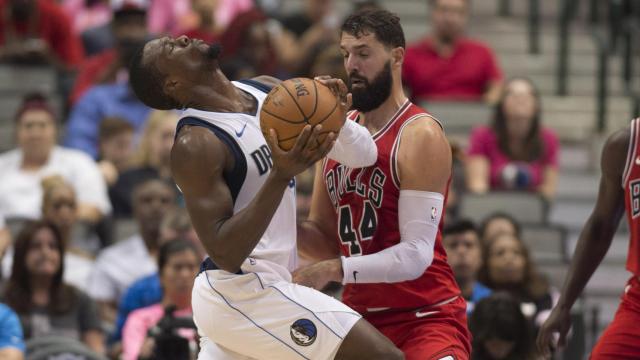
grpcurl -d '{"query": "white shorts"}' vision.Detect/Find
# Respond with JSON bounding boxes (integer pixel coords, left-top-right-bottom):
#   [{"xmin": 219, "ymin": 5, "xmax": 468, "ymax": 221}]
[{"xmin": 192, "ymin": 269, "xmax": 361, "ymax": 360}]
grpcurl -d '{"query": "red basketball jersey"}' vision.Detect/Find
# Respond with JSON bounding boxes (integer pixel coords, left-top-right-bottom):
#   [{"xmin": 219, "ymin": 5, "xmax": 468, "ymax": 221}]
[
  {"xmin": 622, "ymin": 118, "xmax": 640, "ymax": 276},
  {"xmin": 322, "ymin": 100, "xmax": 461, "ymax": 313}
]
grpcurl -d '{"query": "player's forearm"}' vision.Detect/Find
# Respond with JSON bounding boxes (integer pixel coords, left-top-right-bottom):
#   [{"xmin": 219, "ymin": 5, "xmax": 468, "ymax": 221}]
[
  {"xmin": 297, "ymin": 221, "xmax": 340, "ymax": 261},
  {"xmin": 557, "ymin": 215, "xmax": 616, "ymax": 310},
  {"xmin": 327, "ymin": 120, "xmax": 377, "ymax": 168},
  {"xmin": 209, "ymin": 172, "xmax": 290, "ymax": 272}
]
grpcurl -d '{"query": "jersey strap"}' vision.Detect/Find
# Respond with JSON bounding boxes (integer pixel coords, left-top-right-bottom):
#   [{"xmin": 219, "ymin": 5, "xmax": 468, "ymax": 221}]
[
  {"xmin": 177, "ymin": 116, "xmax": 248, "ymax": 202},
  {"xmin": 237, "ymin": 79, "xmax": 273, "ymax": 94}
]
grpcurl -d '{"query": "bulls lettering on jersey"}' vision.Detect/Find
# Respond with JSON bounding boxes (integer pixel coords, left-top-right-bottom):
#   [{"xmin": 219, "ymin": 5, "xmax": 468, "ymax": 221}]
[
  {"xmin": 622, "ymin": 118, "xmax": 640, "ymax": 276},
  {"xmin": 323, "ymin": 100, "xmax": 461, "ymax": 313}
]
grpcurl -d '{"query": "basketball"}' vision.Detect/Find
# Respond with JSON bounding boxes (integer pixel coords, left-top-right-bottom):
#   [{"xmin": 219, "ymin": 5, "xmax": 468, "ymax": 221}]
[{"xmin": 260, "ymin": 78, "xmax": 344, "ymax": 151}]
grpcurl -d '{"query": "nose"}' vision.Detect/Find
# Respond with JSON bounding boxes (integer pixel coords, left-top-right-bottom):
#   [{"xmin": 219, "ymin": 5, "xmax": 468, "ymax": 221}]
[
  {"xmin": 345, "ymin": 54, "xmax": 358, "ymax": 75},
  {"xmin": 177, "ymin": 35, "xmax": 190, "ymax": 46}
]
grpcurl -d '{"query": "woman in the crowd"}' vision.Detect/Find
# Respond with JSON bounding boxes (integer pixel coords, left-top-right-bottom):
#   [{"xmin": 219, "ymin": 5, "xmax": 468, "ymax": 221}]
[
  {"xmin": 3, "ymin": 221, "xmax": 104, "ymax": 354},
  {"xmin": 121, "ymin": 239, "xmax": 200, "ymax": 360},
  {"xmin": 469, "ymin": 292, "xmax": 536, "ymax": 360},
  {"xmin": 465, "ymin": 77, "xmax": 559, "ymax": 200},
  {"xmin": 479, "ymin": 212, "xmax": 521, "ymax": 245},
  {"xmin": 0, "ymin": 93, "xmax": 111, "ymax": 223},
  {"xmin": 109, "ymin": 110, "xmax": 178, "ymax": 217},
  {"xmin": 478, "ymin": 232, "xmax": 558, "ymax": 333}
]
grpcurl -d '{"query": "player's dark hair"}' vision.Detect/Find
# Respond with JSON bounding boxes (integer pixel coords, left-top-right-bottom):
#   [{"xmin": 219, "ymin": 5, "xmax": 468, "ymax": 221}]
[
  {"xmin": 158, "ymin": 239, "xmax": 200, "ymax": 273},
  {"xmin": 129, "ymin": 44, "xmax": 180, "ymax": 110},
  {"xmin": 469, "ymin": 292, "xmax": 535, "ymax": 360},
  {"xmin": 493, "ymin": 77, "xmax": 543, "ymax": 162},
  {"xmin": 341, "ymin": 9, "xmax": 405, "ymax": 49},
  {"xmin": 443, "ymin": 219, "xmax": 479, "ymax": 238}
]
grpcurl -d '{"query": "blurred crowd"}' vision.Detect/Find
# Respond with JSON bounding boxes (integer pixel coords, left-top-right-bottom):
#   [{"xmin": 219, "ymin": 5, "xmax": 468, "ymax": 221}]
[{"xmin": 0, "ymin": 0, "xmax": 563, "ymax": 359}]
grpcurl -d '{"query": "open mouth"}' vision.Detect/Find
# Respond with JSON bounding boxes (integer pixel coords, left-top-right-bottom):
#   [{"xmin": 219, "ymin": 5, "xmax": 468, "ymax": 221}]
[{"xmin": 351, "ymin": 78, "xmax": 366, "ymax": 88}]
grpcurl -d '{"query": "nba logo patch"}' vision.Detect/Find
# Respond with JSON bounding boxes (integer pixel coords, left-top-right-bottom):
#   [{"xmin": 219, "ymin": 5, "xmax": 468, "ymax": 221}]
[
  {"xmin": 430, "ymin": 207, "xmax": 438, "ymax": 223},
  {"xmin": 290, "ymin": 319, "xmax": 317, "ymax": 346}
]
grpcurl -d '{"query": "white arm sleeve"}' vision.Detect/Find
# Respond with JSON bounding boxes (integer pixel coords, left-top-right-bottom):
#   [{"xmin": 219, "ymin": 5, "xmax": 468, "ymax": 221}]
[
  {"xmin": 327, "ymin": 119, "xmax": 377, "ymax": 168},
  {"xmin": 341, "ymin": 190, "xmax": 443, "ymax": 284}
]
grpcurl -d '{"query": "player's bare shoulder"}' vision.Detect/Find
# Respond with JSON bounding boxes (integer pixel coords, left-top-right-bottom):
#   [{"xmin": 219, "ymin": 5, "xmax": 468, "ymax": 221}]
[
  {"xmin": 602, "ymin": 124, "xmax": 632, "ymax": 177},
  {"xmin": 399, "ymin": 114, "xmax": 451, "ymax": 161},
  {"xmin": 171, "ymin": 125, "xmax": 230, "ymax": 183}
]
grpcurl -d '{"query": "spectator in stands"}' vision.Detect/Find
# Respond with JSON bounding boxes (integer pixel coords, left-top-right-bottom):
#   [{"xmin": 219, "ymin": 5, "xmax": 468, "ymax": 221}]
[
  {"xmin": 112, "ymin": 208, "xmax": 202, "ymax": 342},
  {"xmin": 469, "ymin": 292, "xmax": 535, "ymax": 360},
  {"xmin": 0, "ymin": 302, "xmax": 24, "ymax": 360},
  {"xmin": 0, "ymin": 216, "xmax": 10, "ymax": 275},
  {"xmin": 3, "ymin": 221, "xmax": 104, "ymax": 354},
  {"xmin": 0, "ymin": 0, "xmax": 84, "ymax": 69},
  {"xmin": 62, "ymin": 0, "xmax": 111, "ymax": 35},
  {"xmin": 64, "ymin": 79, "xmax": 152, "ymax": 160},
  {"xmin": 110, "ymin": 110, "xmax": 178, "ymax": 218},
  {"xmin": 41, "ymin": 176, "xmax": 95, "ymax": 292},
  {"xmin": 69, "ymin": 0, "xmax": 150, "ymax": 106},
  {"xmin": 478, "ymin": 232, "xmax": 557, "ymax": 333},
  {"xmin": 219, "ymin": 9, "xmax": 284, "ymax": 80},
  {"xmin": 0, "ymin": 93, "xmax": 111, "ymax": 223},
  {"xmin": 87, "ymin": 178, "xmax": 176, "ymax": 324},
  {"xmin": 403, "ymin": 0, "xmax": 503, "ymax": 103},
  {"xmin": 97, "ymin": 117, "xmax": 135, "ymax": 188},
  {"xmin": 465, "ymin": 78, "xmax": 559, "ymax": 199},
  {"xmin": 181, "ymin": 0, "xmax": 219, "ymax": 45},
  {"xmin": 121, "ymin": 239, "xmax": 199, "ymax": 360},
  {"xmin": 278, "ymin": 0, "xmax": 340, "ymax": 76},
  {"xmin": 480, "ymin": 212, "xmax": 521, "ymax": 245},
  {"xmin": 442, "ymin": 219, "xmax": 492, "ymax": 314}
]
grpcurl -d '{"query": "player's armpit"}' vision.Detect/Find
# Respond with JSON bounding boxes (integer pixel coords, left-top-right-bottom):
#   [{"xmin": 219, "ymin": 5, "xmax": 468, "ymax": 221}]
[{"xmin": 396, "ymin": 116, "xmax": 452, "ymax": 193}]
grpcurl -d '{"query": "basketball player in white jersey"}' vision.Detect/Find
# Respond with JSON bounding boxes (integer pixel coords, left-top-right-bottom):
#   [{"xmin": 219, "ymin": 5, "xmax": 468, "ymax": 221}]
[{"xmin": 128, "ymin": 36, "xmax": 404, "ymax": 359}]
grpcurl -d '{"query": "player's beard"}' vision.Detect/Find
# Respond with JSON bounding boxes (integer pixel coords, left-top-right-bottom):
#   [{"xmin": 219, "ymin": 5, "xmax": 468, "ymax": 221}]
[
  {"xmin": 206, "ymin": 43, "xmax": 222, "ymax": 61},
  {"xmin": 349, "ymin": 61, "xmax": 392, "ymax": 113}
]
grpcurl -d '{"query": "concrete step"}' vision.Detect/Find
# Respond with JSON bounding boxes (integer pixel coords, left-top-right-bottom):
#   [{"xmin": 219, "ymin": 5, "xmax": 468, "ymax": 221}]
[
  {"xmin": 567, "ymin": 232, "xmax": 630, "ymax": 265},
  {"xmin": 555, "ymin": 171, "xmax": 599, "ymax": 201}
]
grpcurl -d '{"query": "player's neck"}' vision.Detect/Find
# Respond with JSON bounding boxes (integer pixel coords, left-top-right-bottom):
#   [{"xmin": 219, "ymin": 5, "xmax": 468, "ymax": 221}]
[
  {"xmin": 362, "ymin": 88, "xmax": 407, "ymax": 133},
  {"xmin": 188, "ymin": 72, "xmax": 256, "ymax": 114}
]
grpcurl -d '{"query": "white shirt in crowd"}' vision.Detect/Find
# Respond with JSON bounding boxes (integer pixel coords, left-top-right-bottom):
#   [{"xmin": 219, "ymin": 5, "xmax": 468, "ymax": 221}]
[
  {"xmin": 0, "ymin": 146, "xmax": 111, "ymax": 220},
  {"xmin": 87, "ymin": 234, "xmax": 157, "ymax": 303}
]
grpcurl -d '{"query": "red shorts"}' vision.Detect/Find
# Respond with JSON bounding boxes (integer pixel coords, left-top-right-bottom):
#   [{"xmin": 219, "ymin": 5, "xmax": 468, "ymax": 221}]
[
  {"xmin": 590, "ymin": 276, "xmax": 640, "ymax": 359},
  {"xmin": 363, "ymin": 296, "xmax": 471, "ymax": 360}
]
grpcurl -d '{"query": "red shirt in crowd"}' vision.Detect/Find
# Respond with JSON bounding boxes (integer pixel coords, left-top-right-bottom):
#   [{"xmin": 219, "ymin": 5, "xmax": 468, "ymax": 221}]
[
  {"xmin": 70, "ymin": 49, "xmax": 117, "ymax": 105},
  {"xmin": 402, "ymin": 37, "xmax": 502, "ymax": 102},
  {"xmin": 0, "ymin": 0, "xmax": 84, "ymax": 67}
]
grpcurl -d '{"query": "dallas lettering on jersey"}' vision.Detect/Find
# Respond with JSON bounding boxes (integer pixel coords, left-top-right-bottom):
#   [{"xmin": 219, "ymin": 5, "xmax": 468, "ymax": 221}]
[
  {"xmin": 251, "ymin": 145, "xmax": 273, "ymax": 175},
  {"xmin": 325, "ymin": 164, "xmax": 386, "ymax": 209}
]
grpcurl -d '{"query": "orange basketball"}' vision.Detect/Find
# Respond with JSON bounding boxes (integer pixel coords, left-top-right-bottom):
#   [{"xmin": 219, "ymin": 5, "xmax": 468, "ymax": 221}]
[{"xmin": 260, "ymin": 77, "xmax": 344, "ymax": 150}]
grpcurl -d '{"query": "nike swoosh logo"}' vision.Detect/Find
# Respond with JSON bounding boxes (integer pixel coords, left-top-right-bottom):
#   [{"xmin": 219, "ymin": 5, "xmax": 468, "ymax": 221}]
[
  {"xmin": 235, "ymin": 122, "xmax": 248, "ymax": 137},
  {"xmin": 353, "ymin": 270, "xmax": 358, "ymax": 283}
]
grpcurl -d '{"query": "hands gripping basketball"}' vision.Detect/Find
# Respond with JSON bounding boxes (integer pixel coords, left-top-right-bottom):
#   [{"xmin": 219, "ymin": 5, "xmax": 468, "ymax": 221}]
[
  {"xmin": 265, "ymin": 125, "xmax": 336, "ymax": 182},
  {"xmin": 261, "ymin": 76, "xmax": 353, "ymax": 181}
]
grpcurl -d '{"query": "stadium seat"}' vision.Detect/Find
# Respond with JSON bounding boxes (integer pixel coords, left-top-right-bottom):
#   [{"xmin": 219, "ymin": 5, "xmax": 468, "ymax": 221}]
[
  {"xmin": 521, "ymin": 224, "xmax": 569, "ymax": 264},
  {"xmin": 419, "ymin": 101, "xmax": 492, "ymax": 136},
  {"xmin": 458, "ymin": 191, "xmax": 549, "ymax": 225},
  {"xmin": 26, "ymin": 336, "xmax": 108, "ymax": 360}
]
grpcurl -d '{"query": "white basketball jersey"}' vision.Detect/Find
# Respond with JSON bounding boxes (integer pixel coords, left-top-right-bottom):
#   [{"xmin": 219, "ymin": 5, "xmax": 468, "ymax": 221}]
[{"xmin": 178, "ymin": 80, "xmax": 297, "ymax": 277}]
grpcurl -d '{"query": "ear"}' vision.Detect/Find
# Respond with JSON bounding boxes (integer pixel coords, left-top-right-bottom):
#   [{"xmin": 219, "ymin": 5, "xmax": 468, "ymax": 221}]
[{"xmin": 391, "ymin": 47, "xmax": 405, "ymax": 68}]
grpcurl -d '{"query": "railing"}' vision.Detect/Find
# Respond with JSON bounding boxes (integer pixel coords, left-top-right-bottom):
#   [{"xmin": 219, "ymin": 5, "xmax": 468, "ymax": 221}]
[{"xmin": 556, "ymin": 0, "xmax": 579, "ymax": 96}]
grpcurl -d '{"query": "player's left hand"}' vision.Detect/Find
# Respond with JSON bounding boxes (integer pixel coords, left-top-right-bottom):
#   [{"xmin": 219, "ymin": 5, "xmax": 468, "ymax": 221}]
[
  {"xmin": 292, "ymin": 258, "xmax": 343, "ymax": 290},
  {"xmin": 314, "ymin": 75, "xmax": 351, "ymax": 126}
]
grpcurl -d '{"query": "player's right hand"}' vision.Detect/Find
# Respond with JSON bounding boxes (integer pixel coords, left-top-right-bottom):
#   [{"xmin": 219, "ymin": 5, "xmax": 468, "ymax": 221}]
[
  {"xmin": 536, "ymin": 306, "xmax": 572, "ymax": 358},
  {"xmin": 266, "ymin": 124, "xmax": 336, "ymax": 181},
  {"xmin": 314, "ymin": 75, "xmax": 352, "ymax": 127}
]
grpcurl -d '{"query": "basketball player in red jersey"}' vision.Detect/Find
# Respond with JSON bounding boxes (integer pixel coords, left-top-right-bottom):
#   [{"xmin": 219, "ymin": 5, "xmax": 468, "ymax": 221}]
[
  {"xmin": 294, "ymin": 9, "xmax": 471, "ymax": 360},
  {"xmin": 537, "ymin": 122, "xmax": 640, "ymax": 358}
]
